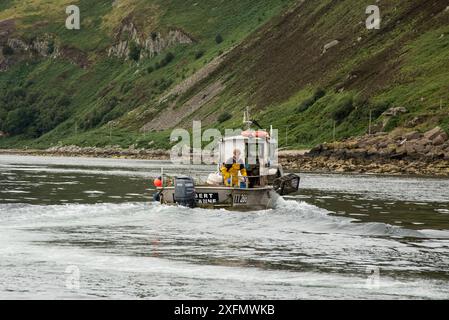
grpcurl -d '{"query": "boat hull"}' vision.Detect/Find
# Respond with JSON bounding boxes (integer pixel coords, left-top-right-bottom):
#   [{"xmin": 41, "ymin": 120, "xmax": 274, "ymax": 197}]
[{"xmin": 158, "ymin": 186, "xmax": 279, "ymax": 210}]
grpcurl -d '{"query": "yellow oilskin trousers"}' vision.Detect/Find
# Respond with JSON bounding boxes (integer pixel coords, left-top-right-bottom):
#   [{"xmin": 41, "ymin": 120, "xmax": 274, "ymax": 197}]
[{"xmin": 221, "ymin": 163, "xmax": 247, "ymax": 187}]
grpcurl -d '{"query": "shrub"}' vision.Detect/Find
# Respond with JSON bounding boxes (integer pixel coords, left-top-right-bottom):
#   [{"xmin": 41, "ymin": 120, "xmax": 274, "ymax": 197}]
[
  {"xmin": 331, "ymin": 97, "xmax": 354, "ymax": 123},
  {"xmin": 81, "ymin": 97, "xmax": 119, "ymax": 129},
  {"xmin": 2, "ymin": 45, "xmax": 14, "ymax": 56},
  {"xmin": 34, "ymin": 104, "xmax": 69, "ymax": 136},
  {"xmin": 384, "ymin": 116, "xmax": 400, "ymax": 132},
  {"xmin": 120, "ymin": 82, "xmax": 133, "ymax": 94},
  {"xmin": 47, "ymin": 41, "xmax": 55, "ymax": 55},
  {"xmin": 25, "ymin": 80, "xmax": 35, "ymax": 88},
  {"xmin": 128, "ymin": 41, "xmax": 141, "ymax": 62},
  {"xmin": 105, "ymin": 96, "xmax": 119, "ymax": 109},
  {"xmin": 297, "ymin": 97, "xmax": 316, "ymax": 113},
  {"xmin": 218, "ymin": 112, "xmax": 232, "ymax": 123},
  {"xmin": 297, "ymin": 88, "xmax": 326, "ymax": 112},
  {"xmin": 57, "ymin": 95, "xmax": 71, "ymax": 107},
  {"xmin": 215, "ymin": 34, "xmax": 223, "ymax": 44},
  {"xmin": 194, "ymin": 50, "xmax": 205, "ymax": 60},
  {"xmin": 371, "ymin": 101, "xmax": 391, "ymax": 118},
  {"xmin": 147, "ymin": 66, "xmax": 154, "ymax": 74},
  {"xmin": 313, "ymin": 88, "xmax": 326, "ymax": 100},
  {"xmin": 154, "ymin": 52, "xmax": 175, "ymax": 70},
  {"xmin": 151, "ymin": 32, "xmax": 158, "ymax": 41},
  {"xmin": 0, "ymin": 109, "xmax": 8, "ymax": 131},
  {"xmin": 163, "ymin": 52, "xmax": 174, "ymax": 64},
  {"xmin": 4, "ymin": 107, "xmax": 34, "ymax": 135},
  {"xmin": 12, "ymin": 87, "xmax": 26, "ymax": 99},
  {"xmin": 156, "ymin": 78, "xmax": 173, "ymax": 92}
]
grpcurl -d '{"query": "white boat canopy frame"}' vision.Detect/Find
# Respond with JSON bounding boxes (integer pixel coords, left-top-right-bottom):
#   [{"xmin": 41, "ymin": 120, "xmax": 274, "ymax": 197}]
[{"xmin": 218, "ymin": 135, "xmax": 279, "ymax": 176}]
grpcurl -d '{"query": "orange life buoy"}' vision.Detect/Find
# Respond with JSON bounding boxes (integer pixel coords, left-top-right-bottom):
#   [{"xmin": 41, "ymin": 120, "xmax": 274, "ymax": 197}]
[
  {"xmin": 254, "ymin": 131, "xmax": 268, "ymax": 138},
  {"xmin": 241, "ymin": 130, "xmax": 269, "ymax": 138}
]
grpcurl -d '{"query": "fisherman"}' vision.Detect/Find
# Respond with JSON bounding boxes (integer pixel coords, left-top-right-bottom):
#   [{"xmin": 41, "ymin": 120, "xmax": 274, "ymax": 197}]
[{"xmin": 220, "ymin": 148, "xmax": 247, "ymax": 187}]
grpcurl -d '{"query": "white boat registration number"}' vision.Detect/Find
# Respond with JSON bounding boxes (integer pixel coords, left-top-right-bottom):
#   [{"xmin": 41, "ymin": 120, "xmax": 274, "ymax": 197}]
[{"xmin": 233, "ymin": 194, "xmax": 248, "ymax": 204}]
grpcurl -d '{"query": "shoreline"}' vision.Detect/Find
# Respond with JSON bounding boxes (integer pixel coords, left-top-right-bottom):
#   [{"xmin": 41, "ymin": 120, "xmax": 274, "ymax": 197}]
[
  {"xmin": 1, "ymin": 146, "xmax": 448, "ymax": 177},
  {"xmin": 0, "ymin": 146, "xmax": 171, "ymax": 160}
]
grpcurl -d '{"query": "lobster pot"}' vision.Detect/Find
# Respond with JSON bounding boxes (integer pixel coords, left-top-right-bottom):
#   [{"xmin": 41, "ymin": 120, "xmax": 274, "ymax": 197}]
[
  {"xmin": 174, "ymin": 176, "xmax": 196, "ymax": 208},
  {"xmin": 273, "ymin": 174, "xmax": 300, "ymax": 196}
]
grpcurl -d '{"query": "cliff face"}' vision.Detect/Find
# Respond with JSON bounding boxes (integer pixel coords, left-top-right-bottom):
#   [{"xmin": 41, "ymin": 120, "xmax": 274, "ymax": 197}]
[
  {"xmin": 108, "ymin": 21, "xmax": 194, "ymax": 60},
  {"xmin": 0, "ymin": 0, "xmax": 448, "ymax": 150}
]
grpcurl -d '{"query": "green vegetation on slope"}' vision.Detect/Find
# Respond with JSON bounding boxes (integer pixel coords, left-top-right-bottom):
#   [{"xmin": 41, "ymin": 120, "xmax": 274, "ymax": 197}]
[
  {"xmin": 0, "ymin": 0, "xmax": 448, "ymax": 150},
  {"xmin": 0, "ymin": 0, "xmax": 293, "ymax": 148}
]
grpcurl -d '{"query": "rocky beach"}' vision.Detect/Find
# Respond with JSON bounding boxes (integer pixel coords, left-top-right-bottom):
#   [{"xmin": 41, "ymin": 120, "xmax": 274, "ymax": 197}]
[
  {"xmin": 1, "ymin": 126, "xmax": 448, "ymax": 177},
  {"xmin": 290, "ymin": 126, "xmax": 449, "ymax": 176}
]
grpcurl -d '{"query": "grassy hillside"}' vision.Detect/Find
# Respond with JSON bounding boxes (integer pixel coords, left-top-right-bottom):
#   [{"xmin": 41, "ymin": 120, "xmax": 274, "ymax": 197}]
[{"xmin": 0, "ymin": 0, "xmax": 448, "ymax": 149}]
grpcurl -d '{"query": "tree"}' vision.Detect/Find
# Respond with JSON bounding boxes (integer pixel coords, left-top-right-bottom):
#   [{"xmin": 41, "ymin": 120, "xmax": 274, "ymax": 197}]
[
  {"xmin": 4, "ymin": 108, "xmax": 34, "ymax": 135},
  {"xmin": 215, "ymin": 34, "xmax": 223, "ymax": 44},
  {"xmin": 47, "ymin": 41, "xmax": 55, "ymax": 55},
  {"xmin": 218, "ymin": 112, "xmax": 232, "ymax": 123},
  {"xmin": 128, "ymin": 41, "xmax": 141, "ymax": 62},
  {"xmin": 2, "ymin": 45, "xmax": 14, "ymax": 56},
  {"xmin": 194, "ymin": 50, "xmax": 205, "ymax": 60},
  {"xmin": 150, "ymin": 32, "xmax": 158, "ymax": 41},
  {"xmin": 331, "ymin": 98, "xmax": 354, "ymax": 123},
  {"xmin": 297, "ymin": 88, "xmax": 326, "ymax": 113},
  {"xmin": 163, "ymin": 52, "xmax": 174, "ymax": 64}
]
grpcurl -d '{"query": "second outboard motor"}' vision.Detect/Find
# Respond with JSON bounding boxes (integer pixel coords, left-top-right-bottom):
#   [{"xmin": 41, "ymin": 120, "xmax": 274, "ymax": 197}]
[{"xmin": 174, "ymin": 176, "xmax": 196, "ymax": 208}]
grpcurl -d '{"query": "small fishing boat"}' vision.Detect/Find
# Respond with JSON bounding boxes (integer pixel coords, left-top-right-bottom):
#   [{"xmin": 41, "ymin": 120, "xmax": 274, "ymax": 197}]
[{"xmin": 153, "ymin": 110, "xmax": 300, "ymax": 210}]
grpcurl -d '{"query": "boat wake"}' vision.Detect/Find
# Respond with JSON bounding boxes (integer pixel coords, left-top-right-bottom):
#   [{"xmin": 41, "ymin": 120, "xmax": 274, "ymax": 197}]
[
  {"xmin": 1, "ymin": 199, "xmax": 449, "ymax": 299},
  {"xmin": 2, "ymin": 197, "xmax": 448, "ymax": 240}
]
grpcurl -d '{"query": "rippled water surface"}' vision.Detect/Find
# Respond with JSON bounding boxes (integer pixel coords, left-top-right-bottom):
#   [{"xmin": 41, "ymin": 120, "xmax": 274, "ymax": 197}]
[{"xmin": 1, "ymin": 155, "xmax": 449, "ymax": 299}]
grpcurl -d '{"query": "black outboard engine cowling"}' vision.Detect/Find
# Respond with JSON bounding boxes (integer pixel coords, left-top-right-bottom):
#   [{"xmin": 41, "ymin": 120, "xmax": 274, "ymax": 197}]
[{"xmin": 174, "ymin": 176, "xmax": 196, "ymax": 208}]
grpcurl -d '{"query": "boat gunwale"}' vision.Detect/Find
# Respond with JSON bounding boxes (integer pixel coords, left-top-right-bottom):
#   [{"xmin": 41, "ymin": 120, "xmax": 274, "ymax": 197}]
[{"xmin": 157, "ymin": 186, "xmax": 274, "ymax": 191}]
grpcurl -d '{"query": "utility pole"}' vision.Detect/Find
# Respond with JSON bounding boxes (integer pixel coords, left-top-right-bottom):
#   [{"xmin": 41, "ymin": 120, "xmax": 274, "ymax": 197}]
[
  {"xmin": 368, "ymin": 109, "xmax": 372, "ymax": 135},
  {"xmin": 333, "ymin": 120, "xmax": 336, "ymax": 141}
]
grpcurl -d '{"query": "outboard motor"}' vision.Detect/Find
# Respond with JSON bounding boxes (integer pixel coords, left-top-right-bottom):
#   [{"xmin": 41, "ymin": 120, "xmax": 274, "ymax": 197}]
[
  {"xmin": 152, "ymin": 191, "xmax": 161, "ymax": 202},
  {"xmin": 174, "ymin": 176, "xmax": 196, "ymax": 208},
  {"xmin": 273, "ymin": 173, "xmax": 300, "ymax": 196}
]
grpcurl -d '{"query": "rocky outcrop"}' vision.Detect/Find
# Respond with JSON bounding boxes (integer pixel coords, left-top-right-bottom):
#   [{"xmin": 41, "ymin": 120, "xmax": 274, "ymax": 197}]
[
  {"xmin": 308, "ymin": 126, "xmax": 449, "ymax": 161},
  {"xmin": 281, "ymin": 154, "xmax": 449, "ymax": 176},
  {"xmin": 141, "ymin": 29, "xmax": 193, "ymax": 58},
  {"xmin": 1, "ymin": 34, "xmax": 91, "ymax": 70},
  {"xmin": 291, "ymin": 126, "xmax": 449, "ymax": 176},
  {"xmin": 7, "ymin": 35, "xmax": 60, "ymax": 58},
  {"xmin": 382, "ymin": 107, "xmax": 408, "ymax": 117},
  {"xmin": 1, "ymin": 32, "xmax": 62, "ymax": 71},
  {"xmin": 0, "ymin": 19, "xmax": 15, "ymax": 38},
  {"xmin": 108, "ymin": 21, "xmax": 194, "ymax": 60},
  {"xmin": 322, "ymin": 40, "xmax": 339, "ymax": 54}
]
